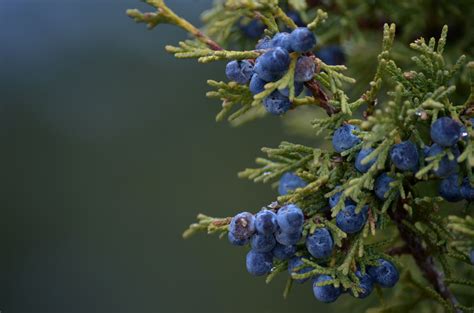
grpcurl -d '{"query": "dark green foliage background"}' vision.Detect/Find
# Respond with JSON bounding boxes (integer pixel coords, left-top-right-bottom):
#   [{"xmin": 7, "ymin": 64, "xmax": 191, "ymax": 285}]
[{"xmin": 0, "ymin": 0, "xmax": 345, "ymax": 312}]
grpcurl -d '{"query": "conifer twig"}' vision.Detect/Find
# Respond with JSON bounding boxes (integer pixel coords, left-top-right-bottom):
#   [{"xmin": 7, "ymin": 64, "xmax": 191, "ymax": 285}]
[
  {"xmin": 390, "ymin": 203, "xmax": 461, "ymax": 313},
  {"xmin": 127, "ymin": 0, "xmax": 223, "ymax": 51}
]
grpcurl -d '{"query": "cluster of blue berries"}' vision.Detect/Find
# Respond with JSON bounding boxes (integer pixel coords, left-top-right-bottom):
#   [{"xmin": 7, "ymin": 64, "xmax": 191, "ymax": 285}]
[
  {"xmin": 429, "ymin": 117, "xmax": 474, "ymax": 202},
  {"xmin": 228, "ymin": 171, "xmax": 399, "ymax": 303},
  {"xmin": 228, "ymin": 204, "xmax": 304, "ymax": 276},
  {"xmin": 225, "ymin": 27, "xmax": 317, "ymax": 115},
  {"xmin": 313, "ymin": 258, "xmax": 399, "ymax": 303},
  {"xmin": 332, "ymin": 116, "xmax": 474, "ymax": 204}
]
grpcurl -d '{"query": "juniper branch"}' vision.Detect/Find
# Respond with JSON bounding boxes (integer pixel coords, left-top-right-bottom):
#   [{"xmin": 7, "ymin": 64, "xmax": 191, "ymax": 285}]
[{"xmin": 127, "ymin": 0, "xmax": 222, "ymax": 51}]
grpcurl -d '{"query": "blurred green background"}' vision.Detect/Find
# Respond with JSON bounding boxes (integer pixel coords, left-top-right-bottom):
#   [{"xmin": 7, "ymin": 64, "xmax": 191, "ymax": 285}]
[{"xmin": 0, "ymin": 0, "xmax": 350, "ymax": 312}]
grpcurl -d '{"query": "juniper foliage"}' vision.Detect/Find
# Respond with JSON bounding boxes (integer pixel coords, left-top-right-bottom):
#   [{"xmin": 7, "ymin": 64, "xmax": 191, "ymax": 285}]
[{"xmin": 128, "ymin": 1, "xmax": 474, "ymax": 311}]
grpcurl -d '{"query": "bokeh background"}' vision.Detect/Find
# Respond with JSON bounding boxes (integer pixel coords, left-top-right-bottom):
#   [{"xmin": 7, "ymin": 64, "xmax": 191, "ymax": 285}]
[{"xmin": 0, "ymin": 0, "xmax": 351, "ymax": 312}]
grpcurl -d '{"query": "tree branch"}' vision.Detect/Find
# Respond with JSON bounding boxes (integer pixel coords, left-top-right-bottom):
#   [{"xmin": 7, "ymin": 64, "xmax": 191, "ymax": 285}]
[
  {"xmin": 304, "ymin": 79, "xmax": 339, "ymax": 116},
  {"xmin": 389, "ymin": 203, "xmax": 462, "ymax": 313}
]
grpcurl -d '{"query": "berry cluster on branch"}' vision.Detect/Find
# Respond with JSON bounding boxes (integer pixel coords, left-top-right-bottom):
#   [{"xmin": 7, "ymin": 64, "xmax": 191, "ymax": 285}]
[{"xmin": 128, "ymin": 1, "xmax": 474, "ymax": 312}]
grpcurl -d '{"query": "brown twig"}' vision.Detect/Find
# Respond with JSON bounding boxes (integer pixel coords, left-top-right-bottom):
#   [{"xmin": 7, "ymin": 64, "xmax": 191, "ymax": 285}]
[
  {"xmin": 305, "ymin": 79, "xmax": 339, "ymax": 116},
  {"xmin": 386, "ymin": 244, "xmax": 410, "ymax": 256},
  {"xmin": 389, "ymin": 202, "xmax": 461, "ymax": 313}
]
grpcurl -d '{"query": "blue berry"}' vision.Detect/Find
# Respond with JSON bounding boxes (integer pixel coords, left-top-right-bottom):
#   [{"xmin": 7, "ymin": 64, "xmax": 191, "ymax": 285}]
[
  {"xmin": 246, "ymin": 250, "xmax": 273, "ymax": 276},
  {"xmin": 286, "ymin": 11, "xmax": 305, "ymax": 27},
  {"xmin": 275, "ymin": 228, "xmax": 302, "ymax": 245},
  {"xmin": 239, "ymin": 19, "xmax": 265, "ymax": 39},
  {"xmin": 279, "ymin": 82, "xmax": 304, "ymax": 98},
  {"xmin": 277, "ymin": 204, "xmax": 304, "ymax": 233},
  {"xmin": 306, "ymin": 228, "xmax": 334, "ymax": 259},
  {"xmin": 336, "ymin": 205, "xmax": 368, "ymax": 234},
  {"xmin": 329, "ymin": 188, "xmax": 355, "ymax": 208},
  {"xmin": 279, "ymin": 172, "xmax": 307, "ymax": 195},
  {"xmin": 349, "ymin": 270, "xmax": 374, "ymax": 299},
  {"xmin": 228, "ymin": 232, "xmax": 249, "ymax": 246},
  {"xmin": 439, "ymin": 174, "xmax": 463, "ymax": 202},
  {"xmin": 390, "ymin": 141, "xmax": 419, "ymax": 171},
  {"xmin": 254, "ymin": 64, "xmax": 284, "ymax": 82},
  {"xmin": 271, "ymin": 32, "xmax": 293, "ymax": 52},
  {"xmin": 225, "ymin": 60, "xmax": 254, "ymax": 84},
  {"xmin": 316, "ymin": 45, "xmax": 346, "ymax": 65},
  {"xmin": 250, "ymin": 233, "xmax": 276, "ymax": 252},
  {"xmin": 229, "ymin": 212, "xmax": 256, "ymax": 240},
  {"xmin": 461, "ymin": 177, "xmax": 474, "ymax": 201},
  {"xmin": 312, "ymin": 275, "xmax": 342, "ymax": 303},
  {"xmin": 263, "ymin": 90, "xmax": 291, "ymax": 115},
  {"xmin": 470, "ymin": 249, "xmax": 474, "ymax": 265},
  {"xmin": 290, "ymin": 27, "xmax": 317, "ymax": 52},
  {"xmin": 367, "ymin": 259, "xmax": 399, "ymax": 288},
  {"xmin": 431, "ymin": 117, "xmax": 462, "ymax": 147},
  {"xmin": 288, "ymin": 257, "xmax": 313, "ymax": 283},
  {"xmin": 255, "ymin": 209, "xmax": 278, "ymax": 234},
  {"xmin": 272, "ymin": 243, "xmax": 296, "ymax": 260},
  {"xmin": 332, "ymin": 124, "xmax": 361, "ymax": 153},
  {"xmin": 355, "ymin": 148, "xmax": 377, "ymax": 173},
  {"xmin": 426, "ymin": 144, "xmax": 460, "ymax": 178},
  {"xmin": 374, "ymin": 172, "xmax": 396, "ymax": 200},
  {"xmin": 249, "ymin": 74, "xmax": 267, "ymax": 95},
  {"xmin": 294, "ymin": 56, "xmax": 315, "ymax": 82},
  {"xmin": 254, "ymin": 47, "xmax": 291, "ymax": 82},
  {"xmin": 256, "ymin": 36, "xmax": 272, "ymax": 49}
]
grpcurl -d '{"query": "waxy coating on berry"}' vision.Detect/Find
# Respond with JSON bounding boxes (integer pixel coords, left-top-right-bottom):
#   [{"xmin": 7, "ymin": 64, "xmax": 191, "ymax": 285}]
[
  {"xmin": 229, "ymin": 212, "xmax": 256, "ymax": 240},
  {"xmin": 430, "ymin": 117, "xmax": 462, "ymax": 147},
  {"xmin": 256, "ymin": 36, "xmax": 272, "ymax": 50},
  {"xmin": 276, "ymin": 204, "xmax": 304, "ymax": 233},
  {"xmin": 336, "ymin": 205, "xmax": 368, "ymax": 234},
  {"xmin": 255, "ymin": 209, "xmax": 278, "ymax": 234},
  {"xmin": 425, "ymin": 144, "xmax": 460, "ymax": 178},
  {"xmin": 272, "ymin": 243, "xmax": 296, "ymax": 260},
  {"xmin": 349, "ymin": 270, "xmax": 374, "ymax": 299},
  {"xmin": 390, "ymin": 141, "xmax": 419, "ymax": 171},
  {"xmin": 225, "ymin": 60, "xmax": 254, "ymax": 84},
  {"xmin": 374, "ymin": 172, "xmax": 396, "ymax": 200},
  {"xmin": 439, "ymin": 174, "xmax": 463, "ymax": 202},
  {"xmin": 275, "ymin": 228, "xmax": 302, "ymax": 246},
  {"xmin": 294, "ymin": 56, "xmax": 315, "ymax": 82},
  {"xmin": 263, "ymin": 90, "xmax": 291, "ymax": 115},
  {"xmin": 254, "ymin": 47, "xmax": 291, "ymax": 82},
  {"xmin": 249, "ymin": 74, "xmax": 267, "ymax": 95},
  {"xmin": 254, "ymin": 62, "xmax": 284, "ymax": 82},
  {"xmin": 367, "ymin": 259, "xmax": 399, "ymax": 288},
  {"xmin": 290, "ymin": 27, "xmax": 317, "ymax": 52},
  {"xmin": 332, "ymin": 124, "xmax": 361, "ymax": 153},
  {"xmin": 245, "ymin": 250, "xmax": 273, "ymax": 276},
  {"xmin": 288, "ymin": 257, "xmax": 313, "ymax": 283},
  {"xmin": 306, "ymin": 228, "xmax": 334, "ymax": 259},
  {"xmin": 228, "ymin": 232, "xmax": 249, "ymax": 246},
  {"xmin": 278, "ymin": 172, "xmax": 307, "ymax": 196},
  {"xmin": 250, "ymin": 233, "xmax": 276, "ymax": 253},
  {"xmin": 355, "ymin": 148, "xmax": 377, "ymax": 173},
  {"xmin": 271, "ymin": 32, "xmax": 293, "ymax": 52},
  {"xmin": 312, "ymin": 275, "xmax": 342, "ymax": 303}
]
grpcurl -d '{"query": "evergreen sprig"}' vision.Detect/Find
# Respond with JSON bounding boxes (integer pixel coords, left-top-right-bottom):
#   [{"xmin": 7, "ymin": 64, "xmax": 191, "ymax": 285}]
[{"xmin": 128, "ymin": 1, "xmax": 474, "ymax": 312}]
